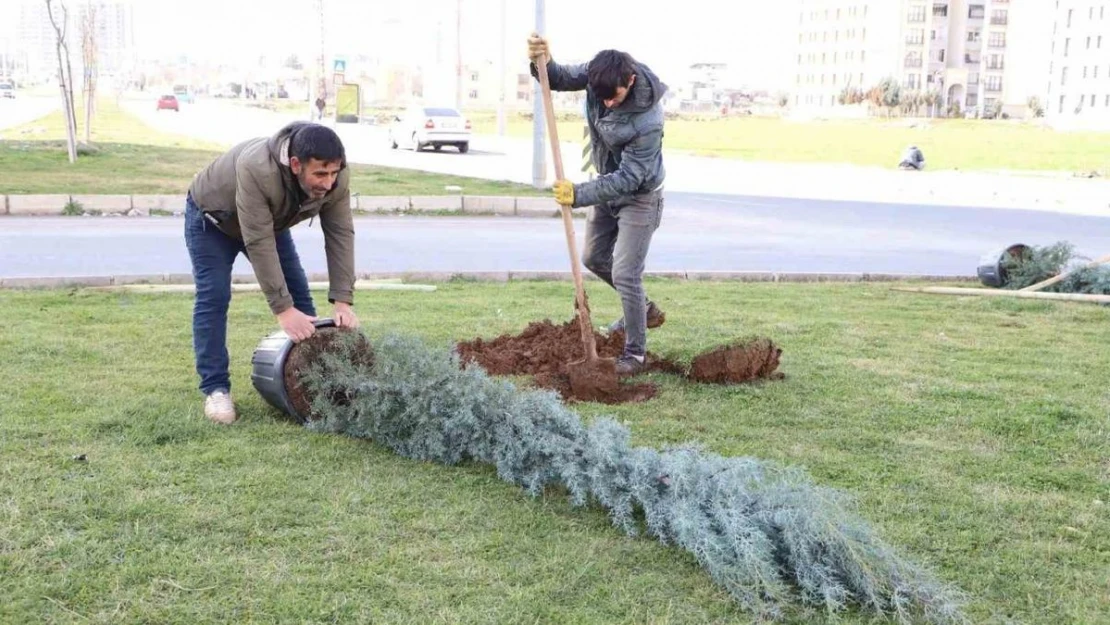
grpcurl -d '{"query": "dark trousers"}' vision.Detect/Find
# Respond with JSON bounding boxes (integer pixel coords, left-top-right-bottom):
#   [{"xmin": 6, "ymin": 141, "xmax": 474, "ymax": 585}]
[{"xmin": 183, "ymin": 195, "xmax": 315, "ymax": 394}]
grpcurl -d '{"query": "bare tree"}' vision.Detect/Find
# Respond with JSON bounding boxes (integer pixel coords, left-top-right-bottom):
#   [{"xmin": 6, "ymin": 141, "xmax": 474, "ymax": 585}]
[
  {"xmin": 45, "ymin": 0, "xmax": 78, "ymax": 163},
  {"xmin": 80, "ymin": 0, "xmax": 97, "ymax": 144}
]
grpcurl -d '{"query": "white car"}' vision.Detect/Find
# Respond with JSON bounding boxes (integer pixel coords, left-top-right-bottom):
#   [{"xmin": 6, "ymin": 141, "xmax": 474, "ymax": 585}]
[
  {"xmin": 0, "ymin": 84, "xmax": 15, "ymax": 99},
  {"xmin": 389, "ymin": 106, "xmax": 471, "ymax": 153}
]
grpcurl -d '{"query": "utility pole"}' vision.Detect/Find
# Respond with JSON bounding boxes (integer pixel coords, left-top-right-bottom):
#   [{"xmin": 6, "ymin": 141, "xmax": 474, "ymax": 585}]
[
  {"xmin": 497, "ymin": 0, "xmax": 506, "ymax": 136},
  {"xmin": 316, "ymin": 0, "xmax": 326, "ymax": 105},
  {"xmin": 531, "ymin": 0, "xmax": 546, "ymax": 189},
  {"xmin": 455, "ymin": 0, "xmax": 463, "ymax": 111}
]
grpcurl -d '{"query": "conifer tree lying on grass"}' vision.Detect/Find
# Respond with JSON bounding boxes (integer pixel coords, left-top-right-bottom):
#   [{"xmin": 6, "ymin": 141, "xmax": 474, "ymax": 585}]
[{"xmin": 297, "ymin": 329, "xmax": 966, "ymax": 623}]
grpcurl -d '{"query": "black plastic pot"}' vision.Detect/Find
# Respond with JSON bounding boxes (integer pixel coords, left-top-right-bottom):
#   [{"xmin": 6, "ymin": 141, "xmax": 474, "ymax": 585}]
[
  {"xmin": 251, "ymin": 318, "xmax": 335, "ymax": 423},
  {"xmin": 977, "ymin": 243, "xmax": 1030, "ymax": 288}
]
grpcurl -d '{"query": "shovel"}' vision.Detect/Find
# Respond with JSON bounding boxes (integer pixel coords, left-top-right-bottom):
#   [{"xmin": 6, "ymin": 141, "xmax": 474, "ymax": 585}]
[{"xmin": 535, "ymin": 53, "xmax": 620, "ymax": 400}]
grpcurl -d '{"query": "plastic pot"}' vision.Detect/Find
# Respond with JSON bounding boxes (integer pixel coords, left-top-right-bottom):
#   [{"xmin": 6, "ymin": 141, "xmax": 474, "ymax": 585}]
[
  {"xmin": 250, "ymin": 318, "xmax": 335, "ymax": 423},
  {"xmin": 976, "ymin": 243, "xmax": 1030, "ymax": 288}
]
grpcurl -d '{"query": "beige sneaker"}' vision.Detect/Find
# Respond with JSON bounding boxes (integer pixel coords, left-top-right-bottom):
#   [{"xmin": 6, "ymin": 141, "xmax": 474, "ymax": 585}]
[{"xmin": 204, "ymin": 390, "xmax": 237, "ymax": 424}]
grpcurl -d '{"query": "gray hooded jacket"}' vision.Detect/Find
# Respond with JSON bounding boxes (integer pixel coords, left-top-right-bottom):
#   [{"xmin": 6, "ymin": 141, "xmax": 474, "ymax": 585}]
[{"xmin": 531, "ymin": 58, "xmax": 667, "ymax": 208}]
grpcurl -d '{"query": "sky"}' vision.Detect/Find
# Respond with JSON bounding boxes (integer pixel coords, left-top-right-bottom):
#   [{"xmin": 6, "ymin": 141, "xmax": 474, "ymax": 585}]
[{"xmin": 7, "ymin": 0, "xmax": 800, "ymax": 89}]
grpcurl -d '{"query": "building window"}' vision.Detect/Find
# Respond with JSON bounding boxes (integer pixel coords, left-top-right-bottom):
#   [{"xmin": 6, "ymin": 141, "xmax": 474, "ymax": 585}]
[
  {"xmin": 1088, "ymin": 36, "xmax": 1093, "ymax": 49},
  {"xmin": 1065, "ymin": 38, "xmax": 1071, "ymax": 56},
  {"xmin": 969, "ymin": 72, "xmax": 980, "ymax": 85},
  {"xmin": 969, "ymin": 4, "xmax": 985, "ymax": 19},
  {"xmin": 1067, "ymin": 9, "xmax": 1073, "ymax": 28},
  {"xmin": 968, "ymin": 30, "xmax": 981, "ymax": 42},
  {"xmin": 1092, "ymin": 94, "xmax": 1098, "ymax": 107},
  {"xmin": 990, "ymin": 9, "xmax": 1008, "ymax": 25},
  {"xmin": 905, "ymin": 74, "xmax": 921, "ymax": 89},
  {"xmin": 987, "ymin": 54, "xmax": 1004, "ymax": 70},
  {"xmin": 908, "ymin": 5, "xmax": 927, "ymax": 22},
  {"xmin": 967, "ymin": 93, "xmax": 978, "ymax": 107},
  {"xmin": 934, "ymin": 4, "xmax": 948, "ymax": 17},
  {"xmin": 988, "ymin": 32, "xmax": 1006, "ymax": 48},
  {"xmin": 1062, "ymin": 66, "xmax": 1069, "ymax": 85},
  {"xmin": 469, "ymin": 90, "xmax": 478, "ymax": 99},
  {"xmin": 1106, "ymin": 95, "xmax": 1110, "ymax": 107},
  {"xmin": 907, "ymin": 29, "xmax": 925, "ymax": 44},
  {"xmin": 985, "ymin": 75, "xmax": 1003, "ymax": 92},
  {"xmin": 1084, "ymin": 66, "xmax": 1089, "ymax": 78},
  {"xmin": 938, "ymin": 49, "xmax": 946, "ymax": 62},
  {"xmin": 906, "ymin": 52, "xmax": 924, "ymax": 68},
  {"xmin": 1060, "ymin": 95, "xmax": 1066, "ymax": 113}
]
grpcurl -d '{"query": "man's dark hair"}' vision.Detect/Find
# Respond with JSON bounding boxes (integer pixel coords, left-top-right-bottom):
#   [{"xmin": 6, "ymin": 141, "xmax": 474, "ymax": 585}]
[
  {"xmin": 290, "ymin": 124, "xmax": 346, "ymax": 167},
  {"xmin": 587, "ymin": 50, "xmax": 637, "ymax": 100}
]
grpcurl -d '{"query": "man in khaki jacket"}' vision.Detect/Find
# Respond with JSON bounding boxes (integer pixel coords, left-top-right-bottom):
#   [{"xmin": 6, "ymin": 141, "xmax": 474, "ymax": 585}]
[{"xmin": 185, "ymin": 122, "xmax": 359, "ymax": 424}]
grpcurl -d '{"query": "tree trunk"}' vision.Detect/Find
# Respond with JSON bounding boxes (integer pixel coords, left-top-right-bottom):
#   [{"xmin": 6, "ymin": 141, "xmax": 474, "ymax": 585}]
[
  {"xmin": 81, "ymin": 1, "xmax": 97, "ymax": 145},
  {"xmin": 46, "ymin": 0, "xmax": 77, "ymax": 163}
]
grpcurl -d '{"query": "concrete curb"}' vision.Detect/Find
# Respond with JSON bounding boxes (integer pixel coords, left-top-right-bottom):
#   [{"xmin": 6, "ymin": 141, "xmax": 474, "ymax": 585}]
[
  {"xmin": 0, "ymin": 271, "xmax": 977, "ymax": 290},
  {"xmin": 0, "ymin": 193, "xmax": 560, "ymax": 217}
]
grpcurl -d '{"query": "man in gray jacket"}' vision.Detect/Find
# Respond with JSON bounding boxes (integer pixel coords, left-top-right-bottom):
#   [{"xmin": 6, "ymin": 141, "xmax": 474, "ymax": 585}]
[
  {"xmin": 186, "ymin": 122, "xmax": 359, "ymax": 424},
  {"xmin": 529, "ymin": 34, "xmax": 667, "ymax": 376}
]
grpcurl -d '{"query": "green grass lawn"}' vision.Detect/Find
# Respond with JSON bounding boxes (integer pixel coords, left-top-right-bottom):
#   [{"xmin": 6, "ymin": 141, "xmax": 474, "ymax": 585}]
[
  {"xmin": 467, "ymin": 111, "xmax": 1110, "ymax": 173},
  {"xmin": 0, "ymin": 101, "xmax": 543, "ymax": 196},
  {"xmin": 1, "ymin": 281, "xmax": 1107, "ymax": 624}
]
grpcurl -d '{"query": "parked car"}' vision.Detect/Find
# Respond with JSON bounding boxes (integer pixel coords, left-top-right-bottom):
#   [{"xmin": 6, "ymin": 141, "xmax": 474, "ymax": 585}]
[
  {"xmin": 0, "ymin": 84, "xmax": 15, "ymax": 99},
  {"xmin": 157, "ymin": 94, "xmax": 180, "ymax": 112},
  {"xmin": 389, "ymin": 106, "xmax": 471, "ymax": 153}
]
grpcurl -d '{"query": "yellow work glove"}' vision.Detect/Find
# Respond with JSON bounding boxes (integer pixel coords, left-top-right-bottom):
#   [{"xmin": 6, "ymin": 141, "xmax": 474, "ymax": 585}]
[
  {"xmin": 527, "ymin": 32, "xmax": 550, "ymax": 63},
  {"xmin": 553, "ymin": 180, "xmax": 575, "ymax": 206}
]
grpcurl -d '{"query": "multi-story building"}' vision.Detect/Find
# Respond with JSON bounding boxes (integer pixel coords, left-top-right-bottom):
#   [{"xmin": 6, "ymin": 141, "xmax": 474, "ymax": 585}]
[
  {"xmin": 794, "ymin": 0, "xmax": 1052, "ymax": 117},
  {"xmin": 1045, "ymin": 1, "xmax": 1110, "ymax": 129},
  {"xmin": 14, "ymin": 0, "xmax": 135, "ymax": 79}
]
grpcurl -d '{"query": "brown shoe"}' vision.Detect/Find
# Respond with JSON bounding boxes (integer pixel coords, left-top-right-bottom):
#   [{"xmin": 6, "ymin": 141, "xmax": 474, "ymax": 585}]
[
  {"xmin": 615, "ymin": 354, "xmax": 647, "ymax": 377},
  {"xmin": 204, "ymin": 390, "xmax": 238, "ymax": 425},
  {"xmin": 608, "ymin": 301, "xmax": 666, "ymax": 334}
]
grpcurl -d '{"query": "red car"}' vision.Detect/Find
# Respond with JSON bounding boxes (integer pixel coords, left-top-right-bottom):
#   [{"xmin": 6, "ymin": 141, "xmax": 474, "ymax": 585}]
[{"xmin": 157, "ymin": 94, "xmax": 179, "ymax": 112}]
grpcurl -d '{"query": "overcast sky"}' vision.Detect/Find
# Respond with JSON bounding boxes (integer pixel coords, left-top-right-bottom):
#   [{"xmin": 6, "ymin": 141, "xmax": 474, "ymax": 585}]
[{"xmin": 7, "ymin": 0, "xmax": 800, "ymax": 89}]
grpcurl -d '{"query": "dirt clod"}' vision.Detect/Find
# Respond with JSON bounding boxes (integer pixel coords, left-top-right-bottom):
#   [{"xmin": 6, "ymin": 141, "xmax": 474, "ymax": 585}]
[{"xmin": 688, "ymin": 339, "xmax": 785, "ymax": 384}]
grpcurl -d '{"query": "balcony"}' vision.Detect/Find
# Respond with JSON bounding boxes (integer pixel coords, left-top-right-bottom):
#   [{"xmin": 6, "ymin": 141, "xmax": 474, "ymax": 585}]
[
  {"xmin": 965, "ymin": 54, "xmax": 981, "ymax": 64},
  {"xmin": 905, "ymin": 57, "xmax": 924, "ymax": 68},
  {"xmin": 990, "ymin": 16, "xmax": 1008, "ymax": 25}
]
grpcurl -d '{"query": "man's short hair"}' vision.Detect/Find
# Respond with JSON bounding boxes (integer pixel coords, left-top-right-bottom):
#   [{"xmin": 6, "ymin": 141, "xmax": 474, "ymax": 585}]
[
  {"xmin": 291, "ymin": 125, "xmax": 346, "ymax": 167},
  {"xmin": 587, "ymin": 50, "xmax": 637, "ymax": 100}
]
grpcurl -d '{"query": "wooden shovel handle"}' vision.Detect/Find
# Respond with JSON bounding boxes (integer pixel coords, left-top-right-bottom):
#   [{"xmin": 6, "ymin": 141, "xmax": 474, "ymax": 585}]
[{"xmin": 536, "ymin": 53, "xmax": 598, "ymax": 360}]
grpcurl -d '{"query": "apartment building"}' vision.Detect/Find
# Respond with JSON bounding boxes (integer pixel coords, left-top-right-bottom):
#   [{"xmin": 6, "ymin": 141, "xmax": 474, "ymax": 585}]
[
  {"xmin": 794, "ymin": 0, "xmax": 1051, "ymax": 116},
  {"xmin": 14, "ymin": 0, "xmax": 135, "ymax": 78},
  {"xmin": 1046, "ymin": 1, "xmax": 1110, "ymax": 129}
]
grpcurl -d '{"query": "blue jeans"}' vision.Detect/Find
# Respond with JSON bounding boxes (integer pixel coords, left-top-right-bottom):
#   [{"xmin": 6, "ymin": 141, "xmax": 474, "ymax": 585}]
[
  {"xmin": 582, "ymin": 189, "xmax": 664, "ymax": 357},
  {"xmin": 184, "ymin": 194, "xmax": 316, "ymax": 395}
]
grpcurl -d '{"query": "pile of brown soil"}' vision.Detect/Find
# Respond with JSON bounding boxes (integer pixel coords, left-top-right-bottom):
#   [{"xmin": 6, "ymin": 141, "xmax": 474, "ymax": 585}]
[
  {"xmin": 284, "ymin": 327, "xmax": 375, "ymax": 421},
  {"xmin": 455, "ymin": 318, "xmax": 783, "ymax": 404}
]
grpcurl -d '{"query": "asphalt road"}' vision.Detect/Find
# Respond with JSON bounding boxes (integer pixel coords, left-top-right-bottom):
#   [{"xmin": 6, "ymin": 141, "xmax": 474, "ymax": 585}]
[{"xmin": 3, "ymin": 191, "xmax": 1108, "ymax": 279}]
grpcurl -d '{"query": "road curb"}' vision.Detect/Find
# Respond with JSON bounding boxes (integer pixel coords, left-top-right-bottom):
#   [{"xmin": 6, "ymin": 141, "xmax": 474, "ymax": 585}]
[
  {"xmin": 0, "ymin": 193, "xmax": 558, "ymax": 217},
  {"xmin": 0, "ymin": 271, "xmax": 977, "ymax": 290}
]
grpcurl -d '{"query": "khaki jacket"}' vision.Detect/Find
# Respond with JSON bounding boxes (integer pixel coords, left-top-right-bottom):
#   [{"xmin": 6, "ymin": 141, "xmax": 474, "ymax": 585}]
[{"xmin": 189, "ymin": 122, "xmax": 355, "ymax": 314}]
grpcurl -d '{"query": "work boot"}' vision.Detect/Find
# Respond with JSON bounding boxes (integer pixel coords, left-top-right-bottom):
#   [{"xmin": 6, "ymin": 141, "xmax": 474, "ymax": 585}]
[
  {"xmin": 615, "ymin": 353, "xmax": 647, "ymax": 377},
  {"xmin": 608, "ymin": 301, "xmax": 666, "ymax": 334},
  {"xmin": 204, "ymin": 390, "xmax": 237, "ymax": 425}
]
